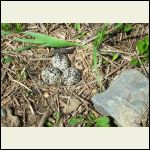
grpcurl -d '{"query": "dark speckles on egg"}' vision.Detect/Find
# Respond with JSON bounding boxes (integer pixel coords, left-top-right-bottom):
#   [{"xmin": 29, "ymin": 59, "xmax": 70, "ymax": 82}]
[
  {"xmin": 41, "ymin": 67, "xmax": 62, "ymax": 85},
  {"xmin": 51, "ymin": 53, "xmax": 71, "ymax": 72},
  {"xmin": 62, "ymin": 67, "xmax": 82, "ymax": 86}
]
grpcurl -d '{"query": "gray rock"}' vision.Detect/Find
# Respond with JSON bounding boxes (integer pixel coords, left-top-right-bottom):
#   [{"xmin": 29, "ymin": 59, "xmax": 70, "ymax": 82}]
[
  {"xmin": 1, "ymin": 108, "xmax": 7, "ymax": 118},
  {"xmin": 92, "ymin": 69, "xmax": 149, "ymax": 127}
]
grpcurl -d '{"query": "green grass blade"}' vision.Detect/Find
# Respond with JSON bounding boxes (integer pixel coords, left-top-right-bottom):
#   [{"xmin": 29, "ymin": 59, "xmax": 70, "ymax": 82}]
[
  {"xmin": 93, "ymin": 24, "xmax": 108, "ymax": 69},
  {"xmin": 93, "ymin": 46, "xmax": 98, "ymax": 71},
  {"xmin": 74, "ymin": 23, "xmax": 81, "ymax": 31},
  {"xmin": 124, "ymin": 24, "xmax": 133, "ymax": 33},
  {"xmin": 15, "ymin": 32, "xmax": 82, "ymax": 48},
  {"xmin": 94, "ymin": 24, "xmax": 108, "ymax": 49},
  {"xmin": 54, "ymin": 111, "xmax": 60, "ymax": 124},
  {"xmin": 112, "ymin": 53, "xmax": 119, "ymax": 61},
  {"xmin": 43, "ymin": 40, "xmax": 81, "ymax": 47},
  {"xmin": 1, "ymin": 31, "xmax": 13, "ymax": 35},
  {"xmin": 92, "ymin": 24, "xmax": 109, "ymax": 88},
  {"xmin": 1, "ymin": 57, "xmax": 14, "ymax": 64},
  {"xmin": 15, "ymin": 46, "xmax": 35, "ymax": 52},
  {"xmin": 114, "ymin": 23, "xmax": 124, "ymax": 31},
  {"xmin": 22, "ymin": 31, "xmax": 54, "ymax": 40},
  {"xmin": 23, "ymin": 31, "xmax": 81, "ymax": 45},
  {"xmin": 14, "ymin": 38, "xmax": 45, "ymax": 44}
]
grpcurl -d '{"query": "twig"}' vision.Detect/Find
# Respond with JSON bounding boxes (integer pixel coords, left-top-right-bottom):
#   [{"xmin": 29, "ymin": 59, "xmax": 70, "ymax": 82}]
[
  {"xmin": 82, "ymin": 36, "xmax": 96, "ymax": 45},
  {"xmin": 23, "ymin": 95, "xmax": 35, "ymax": 115},
  {"xmin": 20, "ymin": 56, "xmax": 50, "ymax": 109},
  {"xmin": 68, "ymin": 89, "xmax": 89, "ymax": 104},
  {"xmin": 100, "ymin": 48, "xmax": 135, "ymax": 56},
  {"xmin": 39, "ymin": 23, "xmax": 48, "ymax": 33},
  {"xmin": 13, "ymin": 97, "xmax": 21, "ymax": 107},
  {"xmin": 1, "ymin": 98, "xmax": 11, "ymax": 105},
  {"xmin": 7, "ymin": 70, "xmax": 31, "ymax": 91},
  {"xmin": 50, "ymin": 47, "xmax": 76, "ymax": 56},
  {"xmin": 1, "ymin": 83, "xmax": 19, "ymax": 99},
  {"xmin": 26, "ymin": 69, "xmax": 49, "ymax": 105},
  {"xmin": 89, "ymin": 108, "xmax": 101, "ymax": 117},
  {"xmin": 102, "ymin": 56, "xmax": 118, "ymax": 67},
  {"xmin": 65, "ymin": 23, "xmax": 76, "ymax": 34},
  {"xmin": 82, "ymin": 79, "xmax": 90, "ymax": 90},
  {"xmin": 1, "ymin": 63, "xmax": 11, "ymax": 82},
  {"xmin": 38, "ymin": 111, "xmax": 50, "ymax": 127},
  {"xmin": 104, "ymin": 61, "xmax": 128, "ymax": 79},
  {"xmin": 137, "ymin": 56, "xmax": 148, "ymax": 76},
  {"xmin": 3, "ymin": 67, "xmax": 16, "ymax": 75},
  {"xmin": 29, "ymin": 58, "xmax": 51, "ymax": 61},
  {"xmin": 1, "ymin": 68, "xmax": 7, "ymax": 82},
  {"xmin": 82, "ymin": 25, "xmax": 123, "ymax": 45},
  {"xmin": 10, "ymin": 79, "xmax": 32, "ymax": 92}
]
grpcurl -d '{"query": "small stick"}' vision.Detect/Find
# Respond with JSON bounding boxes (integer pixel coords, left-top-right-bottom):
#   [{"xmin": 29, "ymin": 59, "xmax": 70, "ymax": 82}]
[
  {"xmin": 82, "ymin": 25, "xmax": 123, "ymax": 45},
  {"xmin": 68, "ymin": 89, "xmax": 89, "ymax": 104},
  {"xmin": 82, "ymin": 79, "xmax": 90, "ymax": 90},
  {"xmin": 1, "ymin": 83, "xmax": 19, "ymax": 99},
  {"xmin": 13, "ymin": 97, "xmax": 20, "ymax": 107},
  {"xmin": 1, "ymin": 68, "xmax": 7, "ymax": 82},
  {"xmin": 23, "ymin": 95, "xmax": 35, "ymax": 115},
  {"xmin": 89, "ymin": 108, "xmax": 101, "ymax": 117},
  {"xmin": 100, "ymin": 48, "xmax": 135, "ymax": 56},
  {"xmin": 137, "ymin": 56, "xmax": 148, "ymax": 76},
  {"xmin": 39, "ymin": 23, "xmax": 48, "ymax": 33},
  {"xmin": 38, "ymin": 111, "xmax": 50, "ymax": 127},
  {"xmin": 104, "ymin": 61, "xmax": 128, "ymax": 79},
  {"xmin": 10, "ymin": 79, "xmax": 32, "ymax": 92},
  {"xmin": 26, "ymin": 70, "xmax": 48, "ymax": 101},
  {"xmin": 82, "ymin": 36, "xmax": 96, "ymax": 45},
  {"xmin": 102, "ymin": 56, "xmax": 118, "ymax": 67},
  {"xmin": 20, "ymin": 56, "xmax": 49, "ymax": 107},
  {"xmin": 50, "ymin": 47, "xmax": 76, "ymax": 56},
  {"xmin": 1, "ymin": 98, "xmax": 11, "ymax": 105},
  {"xmin": 29, "ymin": 58, "xmax": 51, "ymax": 61},
  {"xmin": 7, "ymin": 71, "xmax": 32, "ymax": 92},
  {"xmin": 3, "ymin": 67, "xmax": 16, "ymax": 75},
  {"xmin": 1, "ymin": 63, "xmax": 11, "ymax": 82}
]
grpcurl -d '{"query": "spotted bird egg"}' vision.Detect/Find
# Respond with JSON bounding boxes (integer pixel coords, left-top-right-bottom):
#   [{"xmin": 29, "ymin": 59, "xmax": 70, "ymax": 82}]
[
  {"xmin": 51, "ymin": 53, "xmax": 71, "ymax": 72},
  {"xmin": 41, "ymin": 67, "xmax": 62, "ymax": 85},
  {"xmin": 62, "ymin": 67, "xmax": 82, "ymax": 86}
]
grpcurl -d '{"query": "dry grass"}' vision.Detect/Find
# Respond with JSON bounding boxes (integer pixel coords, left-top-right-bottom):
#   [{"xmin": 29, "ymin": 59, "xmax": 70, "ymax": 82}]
[{"xmin": 1, "ymin": 23, "xmax": 149, "ymax": 127}]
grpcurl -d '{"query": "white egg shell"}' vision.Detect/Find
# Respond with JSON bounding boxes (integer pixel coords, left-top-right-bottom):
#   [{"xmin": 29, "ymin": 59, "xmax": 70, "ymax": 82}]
[
  {"xmin": 41, "ymin": 67, "xmax": 62, "ymax": 85},
  {"xmin": 51, "ymin": 53, "xmax": 71, "ymax": 72},
  {"xmin": 62, "ymin": 67, "xmax": 82, "ymax": 86}
]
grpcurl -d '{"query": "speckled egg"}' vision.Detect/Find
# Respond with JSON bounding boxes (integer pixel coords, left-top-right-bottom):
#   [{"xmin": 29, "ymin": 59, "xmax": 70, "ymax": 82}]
[
  {"xmin": 51, "ymin": 53, "xmax": 71, "ymax": 72},
  {"xmin": 62, "ymin": 67, "xmax": 82, "ymax": 86},
  {"xmin": 41, "ymin": 67, "xmax": 62, "ymax": 85}
]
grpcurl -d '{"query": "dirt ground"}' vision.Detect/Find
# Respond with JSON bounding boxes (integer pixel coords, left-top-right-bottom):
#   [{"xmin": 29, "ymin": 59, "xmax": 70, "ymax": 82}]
[{"xmin": 1, "ymin": 23, "xmax": 149, "ymax": 127}]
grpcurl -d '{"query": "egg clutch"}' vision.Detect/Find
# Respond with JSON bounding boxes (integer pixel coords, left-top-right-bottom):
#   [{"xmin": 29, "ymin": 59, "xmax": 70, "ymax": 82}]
[{"xmin": 41, "ymin": 53, "xmax": 82, "ymax": 86}]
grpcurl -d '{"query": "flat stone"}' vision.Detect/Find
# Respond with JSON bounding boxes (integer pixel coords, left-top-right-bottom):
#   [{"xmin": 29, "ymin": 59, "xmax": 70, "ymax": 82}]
[{"xmin": 92, "ymin": 69, "xmax": 149, "ymax": 127}]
